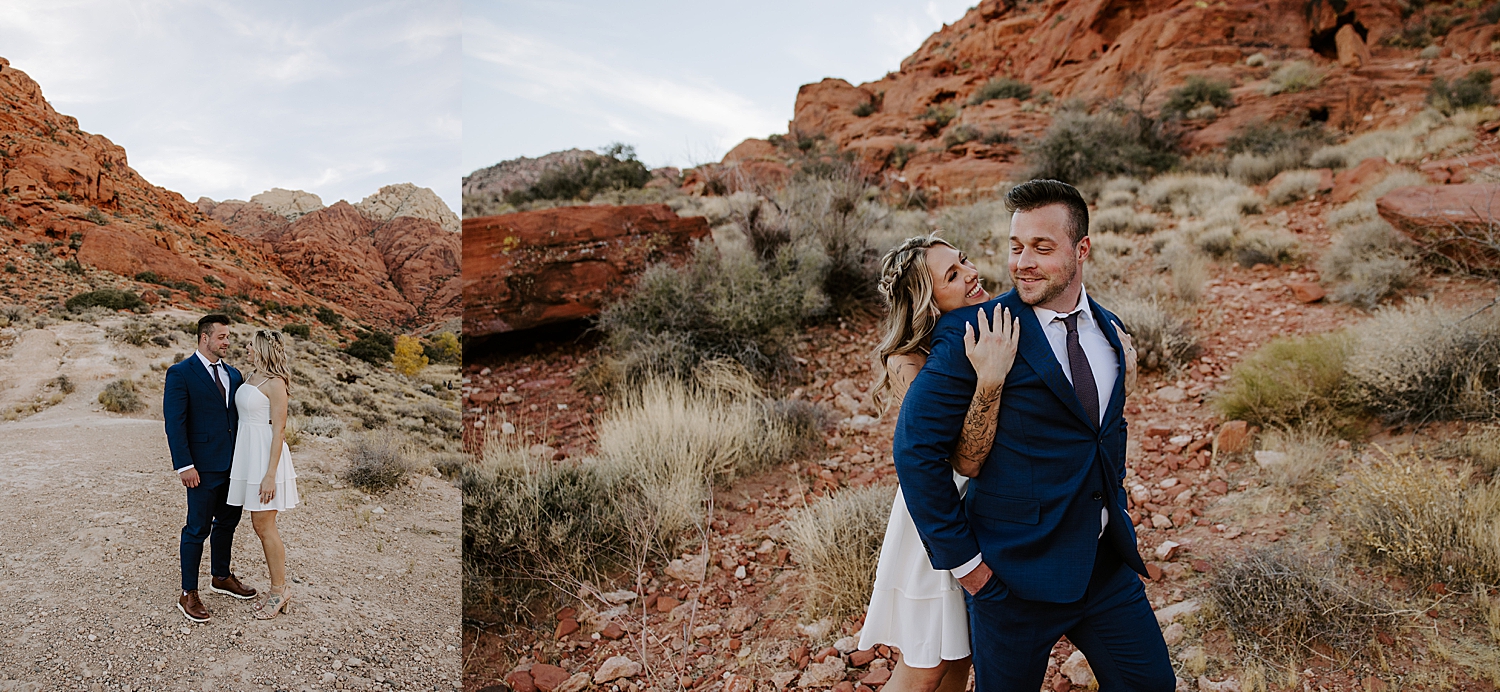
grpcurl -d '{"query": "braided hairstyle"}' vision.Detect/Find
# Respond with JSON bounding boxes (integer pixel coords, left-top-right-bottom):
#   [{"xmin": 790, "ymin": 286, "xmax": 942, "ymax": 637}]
[
  {"xmin": 871, "ymin": 232, "xmax": 956, "ymax": 411},
  {"xmin": 249, "ymin": 329, "xmax": 293, "ymax": 394}
]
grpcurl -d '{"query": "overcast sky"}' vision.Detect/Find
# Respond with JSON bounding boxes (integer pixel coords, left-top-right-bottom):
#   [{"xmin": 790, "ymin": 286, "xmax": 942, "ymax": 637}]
[
  {"xmin": 465, "ymin": 0, "xmax": 974, "ymax": 175},
  {"xmin": 0, "ymin": 0, "xmax": 460, "ymax": 213}
]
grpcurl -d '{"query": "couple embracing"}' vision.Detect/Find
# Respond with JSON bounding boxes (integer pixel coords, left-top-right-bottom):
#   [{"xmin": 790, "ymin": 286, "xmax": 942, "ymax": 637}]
[
  {"xmin": 165, "ymin": 314, "xmax": 301, "ymax": 623},
  {"xmin": 859, "ymin": 180, "xmax": 1176, "ymax": 692}
]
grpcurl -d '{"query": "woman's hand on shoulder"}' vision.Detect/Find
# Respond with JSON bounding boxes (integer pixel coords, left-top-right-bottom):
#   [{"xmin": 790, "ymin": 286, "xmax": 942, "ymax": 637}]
[
  {"xmin": 1113, "ymin": 322, "xmax": 1139, "ymax": 397},
  {"xmin": 964, "ymin": 306, "xmax": 1020, "ymax": 390}
]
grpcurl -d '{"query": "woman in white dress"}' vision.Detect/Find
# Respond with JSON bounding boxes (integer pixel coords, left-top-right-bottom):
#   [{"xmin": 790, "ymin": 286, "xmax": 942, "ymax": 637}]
[
  {"xmin": 227, "ymin": 329, "xmax": 300, "ymax": 619},
  {"xmin": 860, "ymin": 234, "xmax": 1138, "ymax": 692}
]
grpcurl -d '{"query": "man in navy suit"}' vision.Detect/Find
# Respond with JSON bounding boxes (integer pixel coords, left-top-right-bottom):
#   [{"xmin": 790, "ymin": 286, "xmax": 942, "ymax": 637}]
[
  {"xmin": 164, "ymin": 314, "xmax": 257, "ymax": 622},
  {"xmin": 893, "ymin": 180, "xmax": 1174, "ymax": 691}
]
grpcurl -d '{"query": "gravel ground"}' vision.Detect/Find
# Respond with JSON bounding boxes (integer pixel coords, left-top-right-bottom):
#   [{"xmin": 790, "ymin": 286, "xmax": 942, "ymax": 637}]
[{"xmin": 0, "ymin": 320, "xmax": 462, "ymax": 691}]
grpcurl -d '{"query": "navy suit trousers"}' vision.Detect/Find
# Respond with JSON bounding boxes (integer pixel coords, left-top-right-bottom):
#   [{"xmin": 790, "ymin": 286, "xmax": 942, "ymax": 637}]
[
  {"xmin": 964, "ymin": 539, "xmax": 1175, "ymax": 692},
  {"xmin": 179, "ymin": 470, "xmax": 242, "ymax": 592}
]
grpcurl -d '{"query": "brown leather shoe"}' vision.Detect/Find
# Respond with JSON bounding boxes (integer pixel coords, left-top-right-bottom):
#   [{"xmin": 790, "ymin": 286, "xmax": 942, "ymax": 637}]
[
  {"xmin": 178, "ymin": 590, "xmax": 210, "ymax": 623},
  {"xmin": 210, "ymin": 573, "xmax": 257, "ymax": 600}
]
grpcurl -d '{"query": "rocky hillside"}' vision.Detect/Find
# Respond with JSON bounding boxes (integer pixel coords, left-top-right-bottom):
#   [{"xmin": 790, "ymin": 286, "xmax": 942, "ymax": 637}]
[
  {"xmin": 0, "ymin": 56, "xmax": 458, "ymax": 331},
  {"xmin": 722, "ymin": 0, "xmax": 1498, "ymax": 200},
  {"xmin": 462, "ymin": 149, "xmax": 600, "ymax": 217}
]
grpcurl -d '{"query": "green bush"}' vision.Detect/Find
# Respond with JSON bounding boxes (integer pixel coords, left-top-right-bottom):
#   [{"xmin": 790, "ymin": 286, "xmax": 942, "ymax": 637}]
[
  {"xmin": 919, "ymin": 104, "xmax": 958, "ymax": 131},
  {"xmin": 598, "ymin": 242, "xmax": 828, "ymax": 384},
  {"xmin": 969, "ymin": 77, "xmax": 1032, "ymax": 104},
  {"xmin": 423, "ymin": 331, "xmax": 462, "ymax": 364},
  {"xmin": 1215, "ymin": 331, "xmax": 1355, "ymax": 431},
  {"xmin": 65, "ymin": 289, "xmax": 145, "ymax": 313},
  {"xmin": 853, "ymin": 101, "xmax": 877, "ymax": 117},
  {"xmin": 504, "ymin": 143, "xmax": 651, "ymax": 205},
  {"xmin": 943, "ymin": 124, "xmax": 981, "ymax": 148},
  {"xmin": 98, "ymin": 378, "xmax": 142, "ymax": 413},
  {"xmin": 1162, "ymin": 75, "xmax": 1234, "ymax": 116},
  {"xmin": 1265, "ymin": 61, "xmax": 1323, "ymax": 95},
  {"xmin": 282, "ymin": 323, "xmax": 311, "ymax": 339},
  {"xmin": 889, "ymin": 143, "xmax": 918, "ymax": 170},
  {"xmin": 346, "ymin": 330, "xmax": 396, "ymax": 364},
  {"xmin": 85, "ymin": 207, "xmax": 109, "ymax": 225},
  {"xmin": 1025, "ymin": 108, "xmax": 1181, "ymax": 185},
  {"xmin": 315, "ymin": 306, "xmax": 343, "ymax": 327},
  {"xmin": 1429, "ymin": 69, "xmax": 1495, "ymax": 114}
]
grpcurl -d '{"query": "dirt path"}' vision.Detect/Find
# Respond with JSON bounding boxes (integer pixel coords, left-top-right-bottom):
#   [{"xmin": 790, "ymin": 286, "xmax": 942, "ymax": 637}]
[{"xmin": 0, "ymin": 319, "xmax": 462, "ymax": 691}]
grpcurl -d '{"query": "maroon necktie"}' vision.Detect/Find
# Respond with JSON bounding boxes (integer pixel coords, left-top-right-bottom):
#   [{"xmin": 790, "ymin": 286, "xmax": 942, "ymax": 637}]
[
  {"xmin": 1063, "ymin": 312, "xmax": 1099, "ymax": 427},
  {"xmin": 210, "ymin": 362, "xmax": 227, "ymax": 403}
]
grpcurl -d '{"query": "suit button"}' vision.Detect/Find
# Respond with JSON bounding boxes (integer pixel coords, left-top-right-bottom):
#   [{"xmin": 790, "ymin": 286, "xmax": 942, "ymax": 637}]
[{"xmin": 1092, "ymin": 491, "xmax": 1103, "ymax": 501}]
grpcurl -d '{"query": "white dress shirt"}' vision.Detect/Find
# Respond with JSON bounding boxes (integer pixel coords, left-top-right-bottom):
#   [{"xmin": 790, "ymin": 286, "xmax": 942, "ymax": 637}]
[
  {"xmin": 951, "ymin": 285, "xmax": 1120, "ymax": 579},
  {"xmin": 177, "ymin": 350, "xmax": 231, "ymax": 475}
]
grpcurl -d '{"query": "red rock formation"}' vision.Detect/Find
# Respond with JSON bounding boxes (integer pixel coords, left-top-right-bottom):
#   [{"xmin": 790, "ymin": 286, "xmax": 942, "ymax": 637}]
[
  {"xmin": 744, "ymin": 0, "xmax": 1469, "ymax": 200},
  {"xmin": 1378, "ymin": 184, "xmax": 1500, "ymax": 272},
  {"xmin": 0, "ymin": 57, "xmax": 455, "ymax": 330},
  {"xmin": 463, "ymin": 204, "xmax": 710, "ymax": 338}
]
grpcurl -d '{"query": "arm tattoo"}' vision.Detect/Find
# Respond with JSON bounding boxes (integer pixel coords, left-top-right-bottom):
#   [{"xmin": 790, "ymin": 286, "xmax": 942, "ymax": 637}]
[{"xmin": 952, "ymin": 384, "xmax": 1002, "ymax": 477}]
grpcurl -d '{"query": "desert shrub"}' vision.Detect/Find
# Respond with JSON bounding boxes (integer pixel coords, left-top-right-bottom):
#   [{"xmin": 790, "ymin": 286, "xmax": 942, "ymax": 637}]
[
  {"xmin": 462, "ymin": 437, "xmax": 632, "ymax": 621},
  {"xmin": 315, "ymin": 306, "xmax": 342, "ymax": 327},
  {"xmin": 106, "ymin": 320, "xmax": 157, "ymax": 346},
  {"xmin": 1216, "ymin": 332, "xmax": 1354, "ymax": 430},
  {"xmin": 1343, "ymin": 300, "xmax": 1500, "ymax": 422},
  {"xmin": 1308, "ymin": 112, "xmax": 1442, "ymax": 168},
  {"xmin": 1090, "ymin": 206, "xmax": 1157, "ymax": 234},
  {"xmin": 342, "ymin": 430, "xmax": 412, "ymax": 493},
  {"xmin": 1208, "ymin": 545, "xmax": 1393, "ymax": 662},
  {"xmin": 98, "ymin": 378, "xmax": 142, "ymax": 413},
  {"xmin": 598, "ymin": 242, "xmax": 827, "ymax": 384},
  {"xmin": 853, "ymin": 100, "xmax": 877, "ymax": 117},
  {"xmin": 778, "ymin": 173, "xmax": 887, "ymax": 315},
  {"xmin": 1360, "ymin": 169, "xmax": 1427, "ymax": 203},
  {"xmin": 1157, "ymin": 242, "xmax": 1208, "ymax": 302},
  {"xmin": 392, "ymin": 335, "xmax": 428, "ymax": 377},
  {"xmin": 1097, "ymin": 189, "xmax": 1136, "ymax": 208},
  {"xmin": 1025, "ymin": 108, "xmax": 1181, "ymax": 185},
  {"xmin": 919, "ymin": 104, "xmax": 958, "ymax": 130},
  {"xmin": 785, "ymin": 484, "xmax": 895, "ymax": 619},
  {"xmin": 52, "ymin": 375, "xmax": 75, "ymax": 394},
  {"xmin": 1162, "ymin": 75, "xmax": 1234, "ymax": 117},
  {"xmin": 301, "ymin": 415, "xmax": 345, "ymax": 438},
  {"xmin": 1194, "ymin": 226, "xmax": 1237, "ymax": 258},
  {"xmin": 1227, "ymin": 153, "xmax": 1279, "ymax": 185},
  {"xmin": 424, "ymin": 331, "xmax": 462, "ymax": 364},
  {"xmin": 1226, "ymin": 118, "xmax": 1331, "ymax": 182},
  {"xmin": 934, "ymin": 200, "xmax": 1007, "ymax": 254},
  {"xmin": 1459, "ymin": 424, "xmax": 1500, "ymax": 476},
  {"xmin": 1139, "ymin": 174, "xmax": 1253, "ymax": 217},
  {"xmin": 282, "ymin": 323, "xmax": 311, "ymax": 339},
  {"xmin": 1266, "ymin": 169, "xmax": 1323, "ymax": 206},
  {"xmin": 1321, "ymin": 219, "xmax": 1418, "ymax": 309},
  {"xmin": 943, "ymin": 124, "xmax": 982, "ymax": 149},
  {"xmin": 969, "ymin": 77, "xmax": 1032, "ymax": 104},
  {"xmin": 1254, "ymin": 426, "xmax": 1345, "ymax": 503},
  {"xmin": 1110, "ymin": 295, "xmax": 1196, "ymax": 372},
  {"xmin": 593, "ymin": 368, "xmax": 809, "ymax": 552},
  {"xmin": 345, "ymin": 330, "xmax": 395, "ymax": 364},
  {"xmin": 1430, "ymin": 69, "xmax": 1495, "ymax": 114},
  {"xmin": 1336, "ymin": 452, "xmax": 1500, "ymax": 587},
  {"xmin": 505, "ymin": 143, "xmax": 650, "ymax": 205},
  {"xmin": 1233, "ymin": 228, "xmax": 1299, "ymax": 267},
  {"xmin": 1328, "ymin": 199, "xmax": 1377, "ymax": 227},
  {"xmin": 888, "ymin": 143, "xmax": 918, "ymax": 170},
  {"xmin": 65, "ymin": 289, "xmax": 145, "ymax": 313},
  {"xmin": 1485, "ymin": 2, "xmax": 1500, "ymax": 23},
  {"xmin": 1423, "ymin": 124, "xmax": 1476, "ymax": 155},
  {"xmin": 1265, "ymin": 60, "xmax": 1323, "ymax": 95}
]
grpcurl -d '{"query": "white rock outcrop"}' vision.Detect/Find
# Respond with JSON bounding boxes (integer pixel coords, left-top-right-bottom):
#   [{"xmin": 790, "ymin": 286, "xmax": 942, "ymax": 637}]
[
  {"xmin": 250, "ymin": 188, "xmax": 325, "ymax": 220},
  {"xmin": 357, "ymin": 183, "xmax": 460, "ymax": 233}
]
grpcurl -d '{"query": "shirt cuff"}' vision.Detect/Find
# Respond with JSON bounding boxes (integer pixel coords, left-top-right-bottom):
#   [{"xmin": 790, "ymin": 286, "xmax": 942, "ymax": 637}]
[
  {"xmin": 950, "ymin": 553, "xmax": 983, "ymax": 579},
  {"xmin": 176, "ymin": 465, "xmax": 195, "ymax": 474}
]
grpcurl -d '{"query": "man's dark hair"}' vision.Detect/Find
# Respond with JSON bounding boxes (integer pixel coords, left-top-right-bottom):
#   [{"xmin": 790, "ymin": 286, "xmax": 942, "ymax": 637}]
[
  {"xmin": 197, "ymin": 314, "xmax": 232, "ymax": 338},
  {"xmin": 1004, "ymin": 179, "xmax": 1090, "ymax": 245}
]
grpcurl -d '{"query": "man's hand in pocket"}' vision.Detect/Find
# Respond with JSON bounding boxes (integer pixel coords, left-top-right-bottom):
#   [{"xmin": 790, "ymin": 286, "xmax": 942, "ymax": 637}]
[{"xmin": 958, "ymin": 561, "xmax": 993, "ymax": 595}]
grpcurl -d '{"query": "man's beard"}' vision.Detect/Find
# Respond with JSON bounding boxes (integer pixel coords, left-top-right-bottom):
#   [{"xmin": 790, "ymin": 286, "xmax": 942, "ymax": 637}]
[{"xmin": 1014, "ymin": 256, "xmax": 1078, "ymax": 306}]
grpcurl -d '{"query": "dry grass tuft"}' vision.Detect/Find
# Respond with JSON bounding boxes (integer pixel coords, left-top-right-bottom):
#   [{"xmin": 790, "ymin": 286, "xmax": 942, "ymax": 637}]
[
  {"xmin": 1140, "ymin": 174, "xmax": 1255, "ymax": 218},
  {"xmin": 1215, "ymin": 331, "xmax": 1355, "ymax": 432},
  {"xmin": 1266, "ymin": 170, "xmax": 1322, "ymax": 206},
  {"xmin": 1090, "ymin": 206, "xmax": 1158, "ymax": 234},
  {"xmin": 342, "ymin": 429, "xmax": 413, "ymax": 493},
  {"xmin": 1320, "ymin": 219, "xmax": 1417, "ymax": 310},
  {"xmin": 1110, "ymin": 295, "xmax": 1196, "ymax": 372},
  {"xmin": 1343, "ymin": 300, "xmax": 1500, "ymax": 422},
  {"xmin": 98, "ymin": 378, "xmax": 142, "ymax": 413},
  {"xmin": 1207, "ymin": 545, "xmax": 1393, "ymax": 663},
  {"xmin": 1254, "ymin": 425, "xmax": 1346, "ymax": 504},
  {"xmin": 1336, "ymin": 450, "xmax": 1500, "ymax": 587},
  {"xmin": 1232, "ymin": 228, "xmax": 1300, "ymax": 267},
  {"xmin": 785, "ymin": 484, "xmax": 895, "ymax": 619},
  {"xmin": 1457, "ymin": 424, "xmax": 1500, "ymax": 476}
]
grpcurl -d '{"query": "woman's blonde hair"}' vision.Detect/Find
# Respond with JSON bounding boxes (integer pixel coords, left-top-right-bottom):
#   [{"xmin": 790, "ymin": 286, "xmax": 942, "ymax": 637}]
[
  {"xmin": 871, "ymin": 233, "xmax": 956, "ymax": 411},
  {"xmin": 249, "ymin": 329, "xmax": 293, "ymax": 394}
]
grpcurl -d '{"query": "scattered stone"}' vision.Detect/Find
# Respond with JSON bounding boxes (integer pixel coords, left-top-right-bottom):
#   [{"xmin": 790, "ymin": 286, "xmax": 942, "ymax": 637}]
[
  {"xmin": 1223, "ymin": 526, "xmax": 1242, "ymax": 539},
  {"xmin": 692, "ymin": 623, "xmax": 722, "ymax": 639},
  {"xmin": 601, "ymin": 589, "xmax": 638, "ymax": 604},
  {"xmin": 1145, "ymin": 424, "xmax": 1173, "ymax": 438},
  {"xmin": 1162, "ymin": 622, "xmax": 1185, "ymax": 646},
  {"xmin": 860, "ymin": 667, "xmax": 891, "ymax": 686},
  {"xmin": 665, "ymin": 553, "xmax": 708, "ymax": 582},
  {"xmin": 850, "ymin": 649, "xmax": 877, "ymax": 667},
  {"xmin": 1214, "ymin": 421, "xmax": 1252, "ymax": 455},
  {"xmin": 601, "ymin": 622, "xmax": 625, "ymax": 640},
  {"xmin": 594, "ymin": 656, "xmax": 642, "ymax": 684},
  {"xmin": 506, "ymin": 671, "xmax": 537, "ymax": 692},
  {"xmin": 1060, "ymin": 651, "xmax": 1094, "ymax": 688},
  {"xmin": 1253, "ymin": 450, "xmax": 1287, "ymax": 469},
  {"xmin": 555, "ymin": 617, "xmax": 579, "ymax": 639},
  {"xmin": 725, "ymin": 606, "xmax": 757, "ymax": 632},
  {"xmin": 555, "ymin": 672, "xmax": 591, "ymax": 692},
  {"xmin": 1286, "ymin": 281, "xmax": 1325, "ymax": 304},
  {"xmin": 834, "ymin": 636, "xmax": 859, "ymax": 654},
  {"xmin": 1156, "ymin": 386, "xmax": 1186, "ymax": 403},
  {"xmin": 798, "ymin": 657, "xmax": 846, "ymax": 687},
  {"xmin": 772, "ymin": 672, "xmax": 799, "ymax": 690},
  {"xmin": 1146, "ymin": 563, "xmax": 1164, "ymax": 581},
  {"xmin": 1206, "ymin": 479, "xmax": 1229, "ymax": 495},
  {"xmin": 1155, "ymin": 599, "xmax": 1201, "ymax": 625},
  {"xmin": 1167, "ymin": 434, "xmax": 1192, "ymax": 447},
  {"xmin": 725, "ymin": 674, "xmax": 755, "ymax": 692},
  {"xmin": 530, "ymin": 664, "xmax": 570, "ymax": 692},
  {"xmin": 1155, "ymin": 540, "xmax": 1181, "ymax": 561},
  {"xmin": 656, "ymin": 596, "xmax": 681, "ymax": 613},
  {"xmin": 1151, "ymin": 513, "xmax": 1173, "ymax": 529},
  {"xmin": 1198, "ymin": 676, "xmax": 1242, "ymax": 692}
]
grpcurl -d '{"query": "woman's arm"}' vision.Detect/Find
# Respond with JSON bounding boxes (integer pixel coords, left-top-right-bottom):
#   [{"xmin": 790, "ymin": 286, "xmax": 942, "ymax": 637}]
[
  {"xmin": 952, "ymin": 307, "xmax": 1020, "ymax": 478},
  {"xmin": 261, "ymin": 378, "xmax": 289, "ymax": 504}
]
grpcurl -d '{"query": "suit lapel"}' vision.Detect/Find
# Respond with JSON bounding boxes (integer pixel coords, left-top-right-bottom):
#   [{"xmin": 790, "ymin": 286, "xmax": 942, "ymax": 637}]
[
  {"xmin": 189, "ymin": 353, "xmax": 232, "ymax": 411},
  {"xmin": 1007, "ymin": 291, "xmax": 1095, "ymax": 430},
  {"xmin": 1091, "ymin": 297, "xmax": 1128, "ymax": 431}
]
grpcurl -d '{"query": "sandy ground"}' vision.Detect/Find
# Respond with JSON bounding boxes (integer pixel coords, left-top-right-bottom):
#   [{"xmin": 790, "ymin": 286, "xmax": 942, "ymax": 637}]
[{"xmin": 0, "ymin": 317, "xmax": 462, "ymax": 691}]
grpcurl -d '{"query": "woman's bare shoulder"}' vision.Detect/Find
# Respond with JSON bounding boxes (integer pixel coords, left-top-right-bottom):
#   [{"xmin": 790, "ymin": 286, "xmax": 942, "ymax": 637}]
[{"xmin": 886, "ymin": 352, "xmax": 927, "ymax": 388}]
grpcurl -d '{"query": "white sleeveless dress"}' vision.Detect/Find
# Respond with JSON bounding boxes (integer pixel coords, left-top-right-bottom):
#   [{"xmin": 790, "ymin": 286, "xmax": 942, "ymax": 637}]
[
  {"xmin": 858, "ymin": 471, "xmax": 972, "ymax": 667},
  {"xmin": 227, "ymin": 381, "xmax": 300, "ymax": 511}
]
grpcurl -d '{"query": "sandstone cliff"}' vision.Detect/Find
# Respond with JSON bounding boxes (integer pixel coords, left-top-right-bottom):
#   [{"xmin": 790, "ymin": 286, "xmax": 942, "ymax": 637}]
[{"xmin": 730, "ymin": 0, "xmax": 1496, "ymax": 201}]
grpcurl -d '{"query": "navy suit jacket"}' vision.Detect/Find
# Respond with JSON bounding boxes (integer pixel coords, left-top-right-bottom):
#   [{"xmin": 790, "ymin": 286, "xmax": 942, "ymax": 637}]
[
  {"xmin": 892, "ymin": 288, "xmax": 1148, "ymax": 604},
  {"xmin": 163, "ymin": 354, "xmax": 241, "ymax": 474}
]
